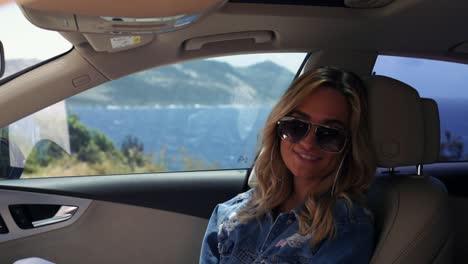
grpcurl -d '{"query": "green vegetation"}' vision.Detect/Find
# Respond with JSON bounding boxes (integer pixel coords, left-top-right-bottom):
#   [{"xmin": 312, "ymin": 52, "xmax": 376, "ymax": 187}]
[
  {"xmin": 440, "ymin": 130, "xmax": 465, "ymax": 161},
  {"xmin": 21, "ymin": 114, "xmax": 165, "ymax": 177},
  {"xmin": 19, "ymin": 114, "xmax": 215, "ymax": 178},
  {"xmin": 179, "ymin": 146, "xmax": 219, "ymax": 171}
]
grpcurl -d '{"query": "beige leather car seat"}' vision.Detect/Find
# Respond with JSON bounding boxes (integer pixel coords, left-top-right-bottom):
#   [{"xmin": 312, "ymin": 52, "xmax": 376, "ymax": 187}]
[
  {"xmin": 366, "ymin": 76, "xmax": 452, "ymax": 264},
  {"xmin": 247, "ymin": 74, "xmax": 452, "ymax": 263}
]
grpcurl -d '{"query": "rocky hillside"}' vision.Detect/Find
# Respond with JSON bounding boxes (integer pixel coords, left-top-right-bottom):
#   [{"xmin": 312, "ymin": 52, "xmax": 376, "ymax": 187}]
[
  {"xmin": 68, "ymin": 60, "xmax": 294, "ymax": 106},
  {"xmin": 6, "ymin": 58, "xmax": 295, "ymax": 105}
]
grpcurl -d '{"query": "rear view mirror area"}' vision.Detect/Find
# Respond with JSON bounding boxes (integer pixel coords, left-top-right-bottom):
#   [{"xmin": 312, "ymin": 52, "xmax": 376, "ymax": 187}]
[{"xmin": 0, "ymin": 40, "xmax": 4, "ymax": 79}]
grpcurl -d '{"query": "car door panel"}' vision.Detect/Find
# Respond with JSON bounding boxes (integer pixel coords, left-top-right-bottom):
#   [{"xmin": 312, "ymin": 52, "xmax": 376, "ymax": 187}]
[
  {"xmin": 0, "ymin": 169, "xmax": 248, "ymax": 263},
  {"xmin": 0, "ymin": 170, "xmax": 247, "ymax": 219},
  {"xmin": 0, "ymin": 198, "xmax": 207, "ymax": 264},
  {"xmin": 0, "ymin": 189, "xmax": 92, "ymax": 243}
]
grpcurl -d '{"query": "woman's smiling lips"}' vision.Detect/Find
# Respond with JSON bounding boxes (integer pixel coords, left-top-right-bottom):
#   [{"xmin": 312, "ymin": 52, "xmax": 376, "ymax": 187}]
[{"xmin": 293, "ymin": 149, "xmax": 322, "ymax": 162}]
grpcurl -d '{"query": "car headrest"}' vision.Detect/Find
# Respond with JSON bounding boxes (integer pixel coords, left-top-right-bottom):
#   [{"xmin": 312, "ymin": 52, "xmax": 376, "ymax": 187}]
[
  {"xmin": 366, "ymin": 75, "xmax": 439, "ymax": 168},
  {"xmin": 248, "ymin": 75, "xmax": 441, "ymax": 187},
  {"xmin": 421, "ymin": 98, "xmax": 440, "ymax": 164}
]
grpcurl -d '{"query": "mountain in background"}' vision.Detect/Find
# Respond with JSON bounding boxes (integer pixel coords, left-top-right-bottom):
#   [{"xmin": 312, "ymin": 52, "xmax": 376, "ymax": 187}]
[
  {"xmin": 5, "ymin": 58, "xmax": 294, "ymax": 105},
  {"xmin": 68, "ymin": 59, "xmax": 294, "ymax": 106}
]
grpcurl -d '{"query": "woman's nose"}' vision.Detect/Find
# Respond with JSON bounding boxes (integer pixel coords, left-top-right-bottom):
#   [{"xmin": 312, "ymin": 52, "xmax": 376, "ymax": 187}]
[{"xmin": 299, "ymin": 128, "xmax": 318, "ymax": 150}]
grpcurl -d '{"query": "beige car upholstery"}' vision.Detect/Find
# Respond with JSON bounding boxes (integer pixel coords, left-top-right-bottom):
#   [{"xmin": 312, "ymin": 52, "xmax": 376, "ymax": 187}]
[
  {"xmin": 367, "ymin": 76, "xmax": 425, "ymax": 168},
  {"xmin": 0, "ymin": 193, "xmax": 207, "ymax": 264},
  {"xmin": 246, "ymin": 75, "xmax": 451, "ymax": 263},
  {"xmin": 366, "ymin": 76, "xmax": 452, "ymax": 264}
]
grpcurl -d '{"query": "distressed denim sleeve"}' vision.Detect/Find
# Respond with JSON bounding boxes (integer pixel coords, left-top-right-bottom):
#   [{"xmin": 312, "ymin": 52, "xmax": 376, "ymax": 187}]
[
  {"xmin": 199, "ymin": 204, "xmax": 221, "ymax": 264},
  {"xmin": 314, "ymin": 220, "xmax": 374, "ymax": 264}
]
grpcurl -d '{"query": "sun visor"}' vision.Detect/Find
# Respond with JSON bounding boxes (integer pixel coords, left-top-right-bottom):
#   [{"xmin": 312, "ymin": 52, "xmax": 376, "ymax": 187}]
[{"xmin": 18, "ymin": 0, "xmax": 227, "ymax": 52}]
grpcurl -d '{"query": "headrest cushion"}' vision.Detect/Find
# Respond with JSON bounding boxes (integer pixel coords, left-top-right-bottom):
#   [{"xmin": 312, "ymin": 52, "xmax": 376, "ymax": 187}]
[{"xmin": 366, "ymin": 76, "xmax": 425, "ymax": 167}]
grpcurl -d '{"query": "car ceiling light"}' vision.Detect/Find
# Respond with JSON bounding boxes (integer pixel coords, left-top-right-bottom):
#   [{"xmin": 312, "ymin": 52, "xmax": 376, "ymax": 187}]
[{"xmin": 18, "ymin": 0, "xmax": 227, "ymax": 34}]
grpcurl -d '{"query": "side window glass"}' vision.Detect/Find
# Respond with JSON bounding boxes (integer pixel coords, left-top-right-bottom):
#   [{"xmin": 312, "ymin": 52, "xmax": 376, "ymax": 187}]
[
  {"xmin": 0, "ymin": 53, "xmax": 306, "ymax": 179},
  {"xmin": 373, "ymin": 55, "xmax": 468, "ymax": 161}
]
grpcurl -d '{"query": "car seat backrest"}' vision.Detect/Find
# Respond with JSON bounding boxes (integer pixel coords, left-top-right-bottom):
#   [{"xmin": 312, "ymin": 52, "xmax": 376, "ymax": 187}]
[
  {"xmin": 246, "ymin": 73, "xmax": 452, "ymax": 263},
  {"xmin": 366, "ymin": 75, "xmax": 451, "ymax": 264}
]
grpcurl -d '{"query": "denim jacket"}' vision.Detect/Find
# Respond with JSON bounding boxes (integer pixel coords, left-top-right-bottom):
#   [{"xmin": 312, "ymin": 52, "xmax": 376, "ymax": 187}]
[{"xmin": 200, "ymin": 189, "xmax": 374, "ymax": 264}]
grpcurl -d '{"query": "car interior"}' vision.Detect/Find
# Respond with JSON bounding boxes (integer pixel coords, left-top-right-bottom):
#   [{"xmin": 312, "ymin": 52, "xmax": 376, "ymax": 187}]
[{"xmin": 0, "ymin": 0, "xmax": 467, "ymax": 263}]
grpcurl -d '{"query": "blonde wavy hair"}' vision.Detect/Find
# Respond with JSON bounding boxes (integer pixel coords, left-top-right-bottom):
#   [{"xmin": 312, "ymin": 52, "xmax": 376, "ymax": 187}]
[{"xmin": 237, "ymin": 67, "xmax": 376, "ymax": 247}]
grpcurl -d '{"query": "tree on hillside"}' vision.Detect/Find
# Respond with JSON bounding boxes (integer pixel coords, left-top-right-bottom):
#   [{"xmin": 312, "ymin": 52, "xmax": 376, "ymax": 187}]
[
  {"xmin": 121, "ymin": 135, "xmax": 145, "ymax": 169},
  {"xmin": 24, "ymin": 114, "xmax": 125, "ymax": 172},
  {"xmin": 440, "ymin": 130, "xmax": 464, "ymax": 161}
]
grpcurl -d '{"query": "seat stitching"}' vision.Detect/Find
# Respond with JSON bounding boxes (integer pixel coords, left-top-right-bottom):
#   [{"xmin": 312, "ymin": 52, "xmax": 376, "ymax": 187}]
[
  {"xmin": 370, "ymin": 184, "xmax": 401, "ymax": 264},
  {"xmin": 392, "ymin": 201, "xmax": 448, "ymax": 263}
]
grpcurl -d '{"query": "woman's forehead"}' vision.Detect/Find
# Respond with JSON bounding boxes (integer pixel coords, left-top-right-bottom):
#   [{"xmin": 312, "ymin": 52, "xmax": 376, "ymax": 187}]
[{"xmin": 293, "ymin": 87, "xmax": 350, "ymax": 126}]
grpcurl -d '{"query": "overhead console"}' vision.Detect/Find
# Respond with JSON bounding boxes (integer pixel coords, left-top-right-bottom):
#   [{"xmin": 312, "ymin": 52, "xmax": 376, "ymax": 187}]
[{"xmin": 18, "ymin": 0, "xmax": 227, "ymax": 52}]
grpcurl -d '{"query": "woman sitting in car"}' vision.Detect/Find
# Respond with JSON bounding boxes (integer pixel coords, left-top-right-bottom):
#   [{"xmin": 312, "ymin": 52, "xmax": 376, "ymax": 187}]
[{"xmin": 200, "ymin": 67, "xmax": 376, "ymax": 263}]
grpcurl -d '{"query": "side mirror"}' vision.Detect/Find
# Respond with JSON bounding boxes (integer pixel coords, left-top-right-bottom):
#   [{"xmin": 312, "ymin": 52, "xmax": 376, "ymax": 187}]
[{"xmin": 0, "ymin": 41, "xmax": 4, "ymax": 79}]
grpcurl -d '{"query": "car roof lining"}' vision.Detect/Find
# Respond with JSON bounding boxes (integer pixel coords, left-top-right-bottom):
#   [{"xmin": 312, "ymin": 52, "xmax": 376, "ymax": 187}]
[
  {"xmin": 19, "ymin": 0, "xmax": 226, "ymax": 17},
  {"xmin": 15, "ymin": 0, "xmax": 468, "ymax": 69},
  {"xmin": 51, "ymin": 1, "xmax": 468, "ymax": 79}
]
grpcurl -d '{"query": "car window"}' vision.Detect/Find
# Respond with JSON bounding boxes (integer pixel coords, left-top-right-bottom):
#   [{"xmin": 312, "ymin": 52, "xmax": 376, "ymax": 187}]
[
  {"xmin": 0, "ymin": 3, "xmax": 72, "ymax": 80},
  {"xmin": 373, "ymin": 55, "xmax": 468, "ymax": 162},
  {"xmin": 0, "ymin": 53, "xmax": 306, "ymax": 179}
]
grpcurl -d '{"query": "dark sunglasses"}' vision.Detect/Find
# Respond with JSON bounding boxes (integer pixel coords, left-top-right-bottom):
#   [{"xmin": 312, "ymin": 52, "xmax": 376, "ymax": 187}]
[{"xmin": 277, "ymin": 116, "xmax": 348, "ymax": 153}]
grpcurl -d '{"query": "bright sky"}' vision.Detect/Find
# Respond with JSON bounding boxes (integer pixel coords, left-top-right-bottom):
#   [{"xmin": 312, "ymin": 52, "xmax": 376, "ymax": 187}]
[
  {"xmin": 0, "ymin": 3, "xmax": 71, "ymax": 60},
  {"xmin": 374, "ymin": 56, "xmax": 468, "ymax": 99}
]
